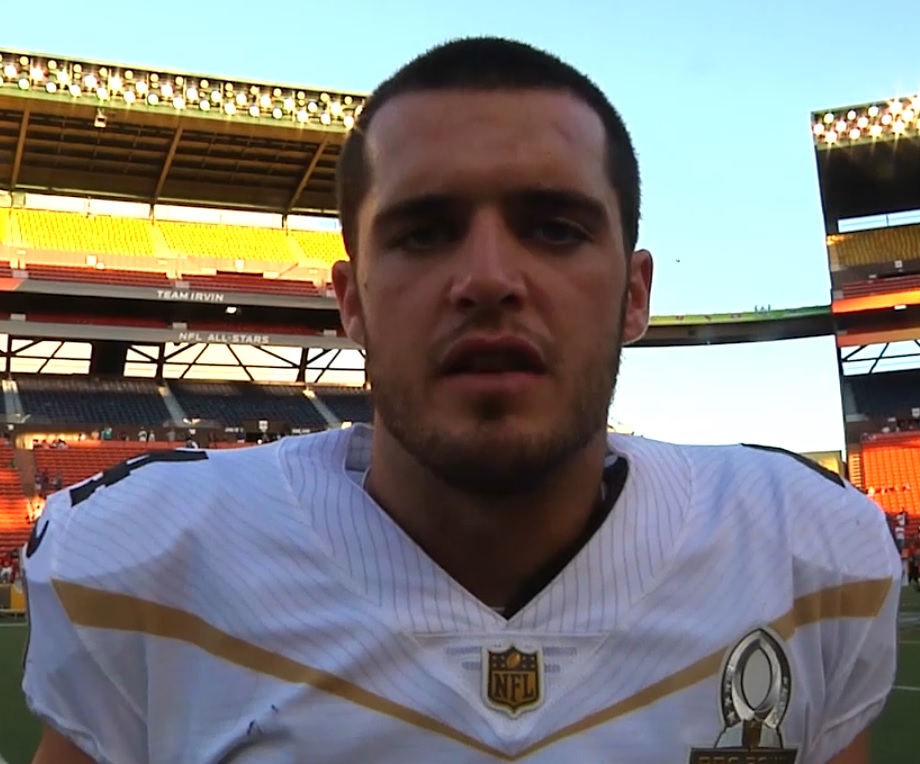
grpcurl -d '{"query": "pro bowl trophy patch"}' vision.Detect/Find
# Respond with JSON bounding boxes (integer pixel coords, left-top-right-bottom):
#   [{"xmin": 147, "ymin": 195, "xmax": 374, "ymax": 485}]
[
  {"xmin": 689, "ymin": 629, "xmax": 798, "ymax": 763},
  {"xmin": 482, "ymin": 645, "xmax": 544, "ymax": 717}
]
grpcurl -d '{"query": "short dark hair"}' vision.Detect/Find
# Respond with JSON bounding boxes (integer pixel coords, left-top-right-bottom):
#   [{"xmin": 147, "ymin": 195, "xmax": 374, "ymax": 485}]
[{"xmin": 336, "ymin": 37, "xmax": 641, "ymax": 258}]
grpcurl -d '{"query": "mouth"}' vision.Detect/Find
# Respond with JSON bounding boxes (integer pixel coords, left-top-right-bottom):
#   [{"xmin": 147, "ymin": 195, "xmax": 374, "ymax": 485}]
[{"xmin": 441, "ymin": 336, "xmax": 548, "ymax": 379}]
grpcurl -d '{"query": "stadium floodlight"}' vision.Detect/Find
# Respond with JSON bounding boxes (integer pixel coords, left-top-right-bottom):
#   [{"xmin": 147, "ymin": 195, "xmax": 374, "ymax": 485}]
[
  {"xmin": 812, "ymin": 93, "xmax": 920, "ymax": 148},
  {"xmin": 0, "ymin": 50, "xmax": 367, "ymax": 132}
]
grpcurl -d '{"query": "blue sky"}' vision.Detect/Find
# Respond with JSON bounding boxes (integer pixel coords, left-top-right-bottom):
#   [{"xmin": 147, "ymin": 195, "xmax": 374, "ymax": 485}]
[{"xmin": 5, "ymin": 0, "xmax": 919, "ymax": 452}]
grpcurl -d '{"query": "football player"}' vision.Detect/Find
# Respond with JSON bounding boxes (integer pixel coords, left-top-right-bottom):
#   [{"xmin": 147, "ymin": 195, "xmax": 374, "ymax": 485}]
[{"xmin": 25, "ymin": 37, "xmax": 900, "ymax": 763}]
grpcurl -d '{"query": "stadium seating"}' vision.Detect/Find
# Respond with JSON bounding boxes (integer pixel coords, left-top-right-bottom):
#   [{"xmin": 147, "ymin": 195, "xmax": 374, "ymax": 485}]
[
  {"xmin": 158, "ymin": 221, "xmax": 296, "ymax": 263},
  {"xmin": 26, "ymin": 264, "xmax": 171, "ymax": 288},
  {"xmin": 181, "ymin": 273, "xmax": 322, "ymax": 297},
  {"xmin": 291, "ymin": 230, "xmax": 348, "ymax": 266},
  {"xmin": 168, "ymin": 381, "xmax": 329, "ymax": 429},
  {"xmin": 841, "ymin": 273, "xmax": 920, "ymax": 298},
  {"xmin": 14, "ymin": 210, "xmax": 157, "ymax": 257},
  {"xmin": 19, "ymin": 262, "xmax": 321, "ymax": 297},
  {"xmin": 0, "ymin": 446, "xmax": 30, "ymax": 551},
  {"xmin": 862, "ymin": 433, "xmax": 920, "ymax": 516},
  {"xmin": 828, "ymin": 224, "xmax": 920, "ymax": 268},
  {"xmin": 4, "ymin": 208, "xmax": 348, "ymax": 284},
  {"xmin": 33, "ymin": 441, "xmax": 179, "ymax": 491},
  {"xmin": 16, "ymin": 376, "xmax": 171, "ymax": 427},
  {"xmin": 22, "ymin": 313, "xmax": 166, "ymax": 329},
  {"xmin": 316, "ymin": 387, "xmax": 373, "ymax": 423},
  {"xmin": 846, "ymin": 369, "xmax": 920, "ymax": 417}
]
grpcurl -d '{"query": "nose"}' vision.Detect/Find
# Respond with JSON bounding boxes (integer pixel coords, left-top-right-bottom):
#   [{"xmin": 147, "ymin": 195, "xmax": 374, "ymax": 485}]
[{"xmin": 448, "ymin": 209, "xmax": 526, "ymax": 311}]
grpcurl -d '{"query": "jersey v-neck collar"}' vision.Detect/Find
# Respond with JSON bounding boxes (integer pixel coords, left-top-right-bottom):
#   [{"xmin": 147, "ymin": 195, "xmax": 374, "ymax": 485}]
[{"xmin": 282, "ymin": 425, "xmax": 692, "ymax": 635}]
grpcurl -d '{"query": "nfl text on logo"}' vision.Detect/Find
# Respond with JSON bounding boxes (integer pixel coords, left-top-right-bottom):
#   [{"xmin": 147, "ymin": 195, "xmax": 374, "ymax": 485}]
[
  {"xmin": 482, "ymin": 645, "xmax": 545, "ymax": 718},
  {"xmin": 688, "ymin": 629, "xmax": 798, "ymax": 764}
]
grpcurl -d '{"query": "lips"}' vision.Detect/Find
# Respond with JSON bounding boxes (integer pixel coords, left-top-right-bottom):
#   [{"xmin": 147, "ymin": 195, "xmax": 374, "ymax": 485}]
[{"xmin": 440, "ymin": 335, "xmax": 547, "ymax": 377}]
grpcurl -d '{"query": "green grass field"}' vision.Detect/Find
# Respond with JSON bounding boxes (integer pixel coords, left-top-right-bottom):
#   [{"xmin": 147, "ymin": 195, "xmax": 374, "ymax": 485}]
[{"xmin": 0, "ymin": 589, "xmax": 916, "ymax": 763}]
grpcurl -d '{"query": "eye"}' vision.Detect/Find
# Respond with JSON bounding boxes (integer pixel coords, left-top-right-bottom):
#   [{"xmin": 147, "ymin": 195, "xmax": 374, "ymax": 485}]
[
  {"xmin": 528, "ymin": 219, "xmax": 590, "ymax": 248},
  {"xmin": 392, "ymin": 225, "xmax": 454, "ymax": 253}
]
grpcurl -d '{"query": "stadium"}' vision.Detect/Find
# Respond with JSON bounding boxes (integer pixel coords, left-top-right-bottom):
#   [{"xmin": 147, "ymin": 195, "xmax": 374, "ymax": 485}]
[{"xmin": 0, "ymin": 49, "xmax": 917, "ymax": 762}]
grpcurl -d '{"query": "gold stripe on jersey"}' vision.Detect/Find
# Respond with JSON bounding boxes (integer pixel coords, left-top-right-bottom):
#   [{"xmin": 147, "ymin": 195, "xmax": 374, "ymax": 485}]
[
  {"xmin": 50, "ymin": 576, "xmax": 892, "ymax": 761},
  {"xmin": 516, "ymin": 576, "xmax": 893, "ymax": 758}
]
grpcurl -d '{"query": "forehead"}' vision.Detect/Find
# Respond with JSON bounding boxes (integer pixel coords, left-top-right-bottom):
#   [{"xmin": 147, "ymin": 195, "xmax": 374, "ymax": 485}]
[{"xmin": 363, "ymin": 89, "xmax": 612, "ymax": 207}]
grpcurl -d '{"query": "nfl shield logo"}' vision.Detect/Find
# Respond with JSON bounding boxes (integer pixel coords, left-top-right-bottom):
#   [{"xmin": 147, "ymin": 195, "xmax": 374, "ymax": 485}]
[{"xmin": 482, "ymin": 645, "xmax": 544, "ymax": 717}]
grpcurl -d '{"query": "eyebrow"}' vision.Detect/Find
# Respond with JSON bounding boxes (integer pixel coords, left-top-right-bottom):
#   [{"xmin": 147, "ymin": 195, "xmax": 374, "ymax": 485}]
[
  {"xmin": 371, "ymin": 187, "xmax": 610, "ymax": 237},
  {"xmin": 515, "ymin": 188, "xmax": 609, "ymax": 228}
]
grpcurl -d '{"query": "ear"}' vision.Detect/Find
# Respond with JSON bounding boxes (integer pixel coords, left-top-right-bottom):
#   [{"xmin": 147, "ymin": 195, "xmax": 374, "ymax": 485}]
[
  {"xmin": 331, "ymin": 260, "xmax": 367, "ymax": 347},
  {"xmin": 621, "ymin": 249, "xmax": 653, "ymax": 346}
]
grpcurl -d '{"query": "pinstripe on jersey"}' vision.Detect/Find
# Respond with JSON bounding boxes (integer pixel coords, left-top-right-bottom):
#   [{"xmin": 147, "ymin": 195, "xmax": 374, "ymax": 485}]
[{"xmin": 21, "ymin": 426, "xmax": 901, "ymax": 763}]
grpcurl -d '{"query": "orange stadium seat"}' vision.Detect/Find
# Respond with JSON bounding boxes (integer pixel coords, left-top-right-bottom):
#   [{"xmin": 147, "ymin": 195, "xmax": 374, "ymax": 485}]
[
  {"xmin": 291, "ymin": 230, "xmax": 347, "ymax": 267},
  {"xmin": 33, "ymin": 441, "xmax": 180, "ymax": 492},
  {"xmin": 0, "ymin": 446, "xmax": 30, "ymax": 551},
  {"xmin": 158, "ymin": 221, "xmax": 297, "ymax": 263},
  {"xmin": 14, "ymin": 210, "xmax": 157, "ymax": 257},
  {"xmin": 828, "ymin": 224, "xmax": 920, "ymax": 268},
  {"xmin": 861, "ymin": 433, "xmax": 920, "ymax": 516}
]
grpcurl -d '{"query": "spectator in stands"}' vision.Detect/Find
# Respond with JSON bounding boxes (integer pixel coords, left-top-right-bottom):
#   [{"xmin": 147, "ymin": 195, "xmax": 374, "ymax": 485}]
[
  {"xmin": 35, "ymin": 471, "xmax": 48, "ymax": 499},
  {"xmin": 147, "ymin": 429, "xmax": 156, "ymax": 443},
  {"xmin": 0, "ymin": 553, "xmax": 11, "ymax": 583},
  {"xmin": 185, "ymin": 436, "xmax": 200, "ymax": 449},
  {"xmin": 908, "ymin": 544, "xmax": 920, "ymax": 591},
  {"xmin": 138, "ymin": 428, "xmax": 148, "ymax": 443},
  {"xmin": 101, "ymin": 426, "xmax": 113, "ymax": 441},
  {"xmin": 51, "ymin": 473, "xmax": 62, "ymax": 493}
]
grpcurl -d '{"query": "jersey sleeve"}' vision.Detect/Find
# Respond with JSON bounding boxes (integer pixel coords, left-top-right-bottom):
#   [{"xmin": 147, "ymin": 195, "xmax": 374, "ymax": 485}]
[
  {"xmin": 21, "ymin": 490, "xmax": 148, "ymax": 764},
  {"xmin": 811, "ymin": 482, "xmax": 903, "ymax": 762}
]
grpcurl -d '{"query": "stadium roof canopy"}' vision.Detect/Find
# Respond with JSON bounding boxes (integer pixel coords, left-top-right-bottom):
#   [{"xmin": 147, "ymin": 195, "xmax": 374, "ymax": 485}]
[
  {"xmin": 811, "ymin": 92, "xmax": 920, "ymax": 231},
  {"xmin": 0, "ymin": 51, "xmax": 367, "ymax": 216}
]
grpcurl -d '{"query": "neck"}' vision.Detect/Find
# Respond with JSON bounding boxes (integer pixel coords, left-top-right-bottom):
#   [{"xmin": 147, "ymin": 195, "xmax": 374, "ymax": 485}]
[{"xmin": 365, "ymin": 426, "xmax": 609, "ymax": 609}]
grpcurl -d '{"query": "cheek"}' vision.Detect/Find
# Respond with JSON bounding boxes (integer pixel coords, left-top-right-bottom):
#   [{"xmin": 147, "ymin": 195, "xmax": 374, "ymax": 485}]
[
  {"xmin": 560, "ymin": 268, "xmax": 623, "ymax": 332},
  {"xmin": 364, "ymin": 292, "xmax": 431, "ymax": 371}
]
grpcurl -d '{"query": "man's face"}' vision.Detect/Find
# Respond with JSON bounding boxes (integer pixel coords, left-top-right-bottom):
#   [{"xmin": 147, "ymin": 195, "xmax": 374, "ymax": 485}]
[{"xmin": 334, "ymin": 89, "xmax": 652, "ymax": 495}]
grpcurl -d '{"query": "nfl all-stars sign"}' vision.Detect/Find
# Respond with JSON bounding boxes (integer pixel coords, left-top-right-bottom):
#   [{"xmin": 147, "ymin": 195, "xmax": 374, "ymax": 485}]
[{"xmin": 175, "ymin": 331, "xmax": 271, "ymax": 346}]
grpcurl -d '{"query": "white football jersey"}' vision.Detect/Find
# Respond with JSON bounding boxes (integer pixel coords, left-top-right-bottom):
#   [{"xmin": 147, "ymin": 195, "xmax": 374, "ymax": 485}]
[{"xmin": 22, "ymin": 425, "xmax": 901, "ymax": 764}]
